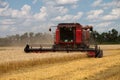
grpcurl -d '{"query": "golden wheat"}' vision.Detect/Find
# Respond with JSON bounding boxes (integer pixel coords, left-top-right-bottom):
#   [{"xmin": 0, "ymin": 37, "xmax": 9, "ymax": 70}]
[
  {"xmin": 0, "ymin": 45, "xmax": 120, "ymax": 80},
  {"xmin": 0, "ymin": 47, "xmax": 86, "ymax": 75}
]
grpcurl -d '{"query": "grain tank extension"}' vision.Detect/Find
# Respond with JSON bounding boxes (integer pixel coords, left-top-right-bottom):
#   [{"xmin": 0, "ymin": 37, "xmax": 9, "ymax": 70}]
[{"xmin": 24, "ymin": 23, "xmax": 103, "ymax": 58}]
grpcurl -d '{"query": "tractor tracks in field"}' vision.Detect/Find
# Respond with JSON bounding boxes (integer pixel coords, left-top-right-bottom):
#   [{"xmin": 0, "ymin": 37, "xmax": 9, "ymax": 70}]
[
  {"xmin": 88, "ymin": 65, "xmax": 120, "ymax": 80},
  {"xmin": 42, "ymin": 65, "xmax": 120, "ymax": 80}
]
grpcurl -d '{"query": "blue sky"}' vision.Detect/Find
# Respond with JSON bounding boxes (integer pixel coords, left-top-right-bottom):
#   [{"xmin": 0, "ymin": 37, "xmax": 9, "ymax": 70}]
[{"xmin": 0, "ymin": 0, "xmax": 120, "ymax": 37}]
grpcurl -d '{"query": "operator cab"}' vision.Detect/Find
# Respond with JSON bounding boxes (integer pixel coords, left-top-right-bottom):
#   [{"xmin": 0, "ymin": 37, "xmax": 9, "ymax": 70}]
[
  {"xmin": 59, "ymin": 26, "xmax": 75, "ymax": 43},
  {"xmin": 57, "ymin": 23, "xmax": 82, "ymax": 44}
]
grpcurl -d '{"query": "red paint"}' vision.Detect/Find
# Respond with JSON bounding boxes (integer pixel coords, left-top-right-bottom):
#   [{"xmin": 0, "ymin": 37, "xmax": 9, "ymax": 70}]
[
  {"xmin": 87, "ymin": 51, "xmax": 95, "ymax": 57},
  {"xmin": 55, "ymin": 29, "xmax": 59, "ymax": 44},
  {"xmin": 76, "ymin": 29, "xmax": 82, "ymax": 44},
  {"xmin": 54, "ymin": 23, "xmax": 91, "ymax": 46}
]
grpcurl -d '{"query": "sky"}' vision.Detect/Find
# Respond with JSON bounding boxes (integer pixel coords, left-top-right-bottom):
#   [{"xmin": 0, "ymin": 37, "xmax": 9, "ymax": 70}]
[{"xmin": 0, "ymin": 0, "xmax": 120, "ymax": 37}]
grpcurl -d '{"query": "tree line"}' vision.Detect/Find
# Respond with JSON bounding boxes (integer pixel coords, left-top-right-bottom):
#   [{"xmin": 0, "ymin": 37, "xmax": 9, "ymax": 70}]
[
  {"xmin": 92, "ymin": 29, "xmax": 120, "ymax": 44},
  {"xmin": 0, "ymin": 29, "xmax": 119, "ymax": 46}
]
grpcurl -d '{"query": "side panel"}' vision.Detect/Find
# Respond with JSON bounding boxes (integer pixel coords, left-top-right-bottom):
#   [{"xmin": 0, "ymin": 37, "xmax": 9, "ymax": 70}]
[
  {"xmin": 76, "ymin": 29, "xmax": 82, "ymax": 44},
  {"xmin": 82, "ymin": 30, "xmax": 90, "ymax": 42},
  {"xmin": 86, "ymin": 30, "xmax": 90, "ymax": 40},
  {"xmin": 55, "ymin": 29, "xmax": 60, "ymax": 44}
]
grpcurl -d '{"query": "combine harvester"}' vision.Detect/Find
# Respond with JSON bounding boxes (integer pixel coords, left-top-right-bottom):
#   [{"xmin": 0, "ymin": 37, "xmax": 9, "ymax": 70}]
[{"xmin": 24, "ymin": 23, "xmax": 103, "ymax": 58}]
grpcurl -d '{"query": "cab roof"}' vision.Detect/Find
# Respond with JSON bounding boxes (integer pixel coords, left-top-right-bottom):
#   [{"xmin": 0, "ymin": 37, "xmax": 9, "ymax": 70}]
[{"xmin": 58, "ymin": 23, "xmax": 80, "ymax": 25}]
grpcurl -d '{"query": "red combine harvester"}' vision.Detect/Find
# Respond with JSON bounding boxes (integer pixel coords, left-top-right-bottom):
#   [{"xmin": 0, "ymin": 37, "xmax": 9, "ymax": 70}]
[{"xmin": 24, "ymin": 23, "xmax": 103, "ymax": 58}]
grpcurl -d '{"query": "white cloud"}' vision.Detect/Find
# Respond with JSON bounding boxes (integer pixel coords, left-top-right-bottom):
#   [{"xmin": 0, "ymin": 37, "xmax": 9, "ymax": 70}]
[
  {"xmin": 34, "ymin": 6, "xmax": 47, "ymax": 21},
  {"xmin": 102, "ymin": 0, "xmax": 120, "ymax": 8},
  {"xmin": 92, "ymin": 0, "xmax": 120, "ymax": 9},
  {"xmin": 92, "ymin": 0, "xmax": 102, "ymax": 7},
  {"xmin": 57, "ymin": 6, "xmax": 68, "ymax": 14},
  {"xmin": 0, "ymin": 0, "xmax": 9, "ymax": 8},
  {"xmin": 73, "ymin": 12, "xmax": 83, "ymax": 20},
  {"xmin": 0, "ymin": 4, "xmax": 31, "ymax": 18},
  {"xmin": 10, "ymin": 9, "xmax": 20, "ymax": 18},
  {"xmin": 35, "ymin": 23, "xmax": 53, "ymax": 31},
  {"xmin": 0, "ymin": 0, "xmax": 120, "ymax": 36},
  {"xmin": 0, "ymin": 25, "xmax": 9, "ymax": 31},
  {"xmin": 87, "ymin": 9, "xmax": 104, "ymax": 20},
  {"xmin": 91, "ymin": 21, "xmax": 114, "ymax": 32},
  {"xmin": 52, "ymin": 12, "xmax": 83, "ymax": 21},
  {"xmin": 52, "ymin": 15, "xmax": 70, "ymax": 21},
  {"xmin": 43, "ymin": 0, "xmax": 80, "ymax": 7},
  {"xmin": 9, "ymin": 27, "xmax": 17, "ymax": 32},
  {"xmin": 16, "ymin": 4, "xmax": 31, "ymax": 18},
  {"xmin": 37, "ymin": 0, "xmax": 79, "ymax": 22},
  {"xmin": 0, "ymin": 19, "xmax": 15, "ymax": 25},
  {"xmin": 0, "ymin": 0, "xmax": 9, "ymax": 15},
  {"xmin": 102, "ymin": 8, "xmax": 120, "ymax": 20},
  {"xmin": 21, "ymin": 4, "xmax": 31, "ymax": 13},
  {"xmin": 90, "ymin": 0, "xmax": 120, "ymax": 24},
  {"xmin": 0, "ymin": 2, "xmax": 69, "ymax": 33},
  {"xmin": 56, "ymin": 0, "xmax": 79, "ymax": 5},
  {"xmin": 0, "ymin": 25, "xmax": 17, "ymax": 36},
  {"xmin": 87, "ymin": 8, "xmax": 120, "ymax": 22},
  {"xmin": 33, "ymin": 5, "xmax": 68, "ymax": 21},
  {"xmin": 96, "ymin": 22, "xmax": 113, "ymax": 27}
]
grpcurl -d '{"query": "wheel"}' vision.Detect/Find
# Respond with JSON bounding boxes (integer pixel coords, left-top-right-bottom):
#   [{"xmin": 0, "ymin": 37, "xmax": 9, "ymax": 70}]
[
  {"xmin": 95, "ymin": 50, "xmax": 103, "ymax": 58},
  {"xmin": 52, "ymin": 45, "xmax": 57, "ymax": 51},
  {"xmin": 98, "ymin": 50, "xmax": 103, "ymax": 58},
  {"xmin": 24, "ymin": 44, "xmax": 30, "ymax": 53}
]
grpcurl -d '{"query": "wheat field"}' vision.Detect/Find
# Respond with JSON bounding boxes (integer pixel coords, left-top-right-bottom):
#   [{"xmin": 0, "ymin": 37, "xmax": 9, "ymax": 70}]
[{"xmin": 0, "ymin": 45, "xmax": 120, "ymax": 80}]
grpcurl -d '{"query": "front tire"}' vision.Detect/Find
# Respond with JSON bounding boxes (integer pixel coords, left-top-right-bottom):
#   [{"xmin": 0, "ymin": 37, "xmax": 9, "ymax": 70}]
[{"xmin": 95, "ymin": 50, "xmax": 103, "ymax": 58}]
